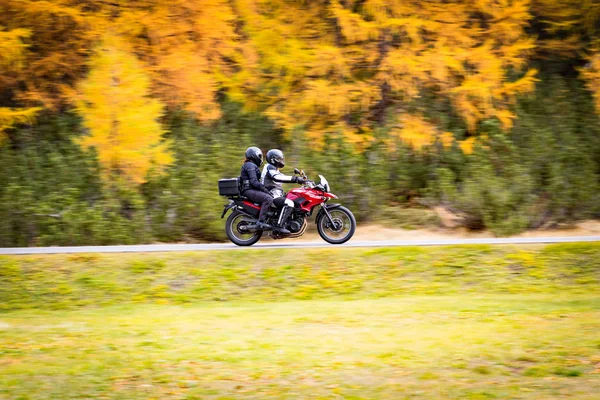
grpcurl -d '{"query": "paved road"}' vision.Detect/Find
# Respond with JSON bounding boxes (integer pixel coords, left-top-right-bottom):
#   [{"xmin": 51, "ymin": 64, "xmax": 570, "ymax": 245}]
[{"xmin": 1, "ymin": 236, "xmax": 599, "ymax": 255}]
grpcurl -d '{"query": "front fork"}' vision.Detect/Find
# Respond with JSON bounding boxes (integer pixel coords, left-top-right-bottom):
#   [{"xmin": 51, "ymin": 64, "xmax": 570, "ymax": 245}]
[{"xmin": 319, "ymin": 204, "xmax": 340, "ymax": 229}]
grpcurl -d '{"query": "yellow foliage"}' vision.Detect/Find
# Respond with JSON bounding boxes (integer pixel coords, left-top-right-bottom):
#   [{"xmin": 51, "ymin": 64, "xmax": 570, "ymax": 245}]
[
  {"xmin": 502, "ymin": 69, "xmax": 539, "ymax": 97},
  {"xmin": 5, "ymin": 0, "xmax": 596, "ymax": 156},
  {"xmin": 548, "ymin": 0, "xmax": 600, "ymax": 112},
  {"xmin": 0, "ymin": 26, "xmax": 40, "ymax": 140},
  {"xmin": 580, "ymin": 52, "xmax": 600, "ymax": 113},
  {"xmin": 1, "ymin": 0, "xmax": 107, "ymax": 110},
  {"xmin": 1, "ymin": 0, "xmax": 239, "ymax": 121},
  {"xmin": 0, "ymin": 26, "xmax": 31, "ymax": 68},
  {"xmin": 76, "ymin": 33, "xmax": 172, "ymax": 186},
  {"xmin": 329, "ymin": 1, "xmax": 379, "ymax": 43},
  {"xmin": 439, "ymin": 132, "xmax": 455, "ymax": 149},
  {"xmin": 392, "ymin": 115, "xmax": 438, "ymax": 150},
  {"xmin": 230, "ymin": 0, "xmax": 539, "ymax": 149},
  {"xmin": 459, "ymin": 137, "xmax": 477, "ymax": 155},
  {"xmin": 117, "ymin": 0, "xmax": 239, "ymax": 121},
  {"xmin": 496, "ymin": 109, "xmax": 516, "ymax": 130},
  {"xmin": 532, "ymin": 0, "xmax": 600, "ymax": 57},
  {"xmin": 0, "ymin": 107, "xmax": 41, "ymax": 142}
]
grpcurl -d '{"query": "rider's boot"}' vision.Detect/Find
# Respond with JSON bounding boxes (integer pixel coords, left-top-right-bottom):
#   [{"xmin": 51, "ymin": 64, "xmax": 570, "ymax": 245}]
[{"xmin": 273, "ymin": 205, "xmax": 292, "ymax": 235}]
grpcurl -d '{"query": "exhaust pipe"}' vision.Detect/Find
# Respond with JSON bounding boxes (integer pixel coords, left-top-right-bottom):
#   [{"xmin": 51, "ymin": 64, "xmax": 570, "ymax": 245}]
[{"xmin": 240, "ymin": 224, "xmax": 271, "ymax": 232}]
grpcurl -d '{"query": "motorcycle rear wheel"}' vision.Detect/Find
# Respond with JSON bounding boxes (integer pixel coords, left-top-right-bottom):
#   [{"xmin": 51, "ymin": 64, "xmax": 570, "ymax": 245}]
[
  {"xmin": 316, "ymin": 206, "xmax": 356, "ymax": 244},
  {"xmin": 226, "ymin": 211, "xmax": 263, "ymax": 246}
]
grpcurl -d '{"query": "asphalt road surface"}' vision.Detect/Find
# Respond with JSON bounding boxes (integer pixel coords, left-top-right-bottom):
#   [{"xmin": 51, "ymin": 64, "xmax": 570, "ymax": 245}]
[{"xmin": 1, "ymin": 236, "xmax": 599, "ymax": 255}]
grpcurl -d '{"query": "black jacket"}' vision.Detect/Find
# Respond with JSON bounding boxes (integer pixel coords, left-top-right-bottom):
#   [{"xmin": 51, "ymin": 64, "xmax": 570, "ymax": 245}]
[{"xmin": 240, "ymin": 161, "xmax": 269, "ymax": 193}]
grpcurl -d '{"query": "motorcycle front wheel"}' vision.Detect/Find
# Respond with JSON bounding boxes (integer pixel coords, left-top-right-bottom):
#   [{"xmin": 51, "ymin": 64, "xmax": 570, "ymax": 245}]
[
  {"xmin": 316, "ymin": 206, "xmax": 356, "ymax": 244},
  {"xmin": 225, "ymin": 211, "xmax": 263, "ymax": 246}
]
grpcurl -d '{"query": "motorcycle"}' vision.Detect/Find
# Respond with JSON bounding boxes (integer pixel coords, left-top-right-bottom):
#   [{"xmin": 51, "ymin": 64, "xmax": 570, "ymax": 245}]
[{"xmin": 219, "ymin": 168, "xmax": 356, "ymax": 246}]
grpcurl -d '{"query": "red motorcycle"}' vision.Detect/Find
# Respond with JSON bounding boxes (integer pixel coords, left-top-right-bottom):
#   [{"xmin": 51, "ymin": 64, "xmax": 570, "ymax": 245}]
[{"xmin": 219, "ymin": 169, "xmax": 356, "ymax": 246}]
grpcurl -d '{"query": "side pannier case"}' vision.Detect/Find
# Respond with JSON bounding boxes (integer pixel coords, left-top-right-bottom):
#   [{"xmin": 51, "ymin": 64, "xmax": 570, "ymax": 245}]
[{"xmin": 218, "ymin": 178, "xmax": 240, "ymax": 196}]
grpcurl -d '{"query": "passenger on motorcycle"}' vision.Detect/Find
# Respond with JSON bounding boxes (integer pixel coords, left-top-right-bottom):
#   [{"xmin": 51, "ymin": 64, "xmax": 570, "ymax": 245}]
[
  {"xmin": 261, "ymin": 149, "xmax": 306, "ymax": 232},
  {"xmin": 239, "ymin": 147, "xmax": 280, "ymax": 232}
]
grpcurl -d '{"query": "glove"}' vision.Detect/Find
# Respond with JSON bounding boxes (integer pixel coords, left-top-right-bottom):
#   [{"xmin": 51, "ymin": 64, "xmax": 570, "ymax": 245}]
[{"xmin": 294, "ymin": 176, "xmax": 307, "ymax": 184}]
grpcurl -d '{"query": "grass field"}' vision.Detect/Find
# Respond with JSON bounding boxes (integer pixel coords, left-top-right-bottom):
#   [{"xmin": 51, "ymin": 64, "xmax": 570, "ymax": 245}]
[
  {"xmin": 2, "ymin": 243, "xmax": 600, "ymax": 310},
  {"xmin": 1, "ymin": 244, "xmax": 599, "ymax": 398},
  {"xmin": 1, "ymin": 296, "xmax": 599, "ymax": 399}
]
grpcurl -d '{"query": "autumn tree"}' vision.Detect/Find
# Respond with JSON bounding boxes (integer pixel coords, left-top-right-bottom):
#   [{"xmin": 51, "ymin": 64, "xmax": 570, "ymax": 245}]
[
  {"xmin": 229, "ymin": 0, "xmax": 538, "ymax": 151},
  {"xmin": 530, "ymin": 0, "xmax": 600, "ymax": 112},
  {"xmin": 0, "ymin": 0, "xmax": 595, "ymax": 155},
  {"xmin": 1, "ymin": 0, "xmax": 600, "ymax": 245},
  {"xmin": 531, "ymin": 0, "xmax": 600, "ymax": 59},
  {"xmin": 76, "ymin": 32, "xmax": 172, "ymax": 186},
  {"xmin": 113, "ymin": 0, "xmax": 240, "ymax": 122},
  {"xmin": 1, "ymin": 0, "xmax": 238, "ymax": 182},
  {"xmin": 0, "ymin": 0, "xmax": 106, "ymax": 110},
  {"xmin": 0, "ymin": 25, "xmax": 40, "ymax": 140}
]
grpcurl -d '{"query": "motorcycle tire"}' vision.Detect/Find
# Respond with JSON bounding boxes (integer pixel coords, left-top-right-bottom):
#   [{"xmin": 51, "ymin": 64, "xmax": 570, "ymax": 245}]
[
  {"xmin": 225, "ymin": 211, "xmax": 263, "ymax": 246},
  {"xmin": 316, "ymin": 205, "xmax": 356, "ymax": 244}
]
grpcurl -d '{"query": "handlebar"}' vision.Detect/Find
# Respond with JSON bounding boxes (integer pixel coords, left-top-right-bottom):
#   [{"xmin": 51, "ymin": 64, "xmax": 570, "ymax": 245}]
[{"xmin": 294, "ymin": 168, "xmax": 326, "ymax": 191}]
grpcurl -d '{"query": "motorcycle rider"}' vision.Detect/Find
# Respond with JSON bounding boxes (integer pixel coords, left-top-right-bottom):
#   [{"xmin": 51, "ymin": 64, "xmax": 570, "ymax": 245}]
[
  {"xmin": 239, "ymin": 147, "xmax": 287, "ymax": 232},
  {"xmin": 261, "ymin": 149, "xmax": 306, "ymax": 233}
]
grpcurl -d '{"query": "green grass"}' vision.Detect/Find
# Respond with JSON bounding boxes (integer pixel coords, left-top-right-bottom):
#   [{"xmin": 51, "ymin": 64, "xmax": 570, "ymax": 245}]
[
  {"xmin": 1, "ymin": 243, "xmax": 599, "ymax": 398},
  {"xmin": 1, "ymin": 296, "xmax": 599, "ymax": 399},
  {"xmin": 1, "ymin": 243, "xmax": 599, "ymax": 310}
]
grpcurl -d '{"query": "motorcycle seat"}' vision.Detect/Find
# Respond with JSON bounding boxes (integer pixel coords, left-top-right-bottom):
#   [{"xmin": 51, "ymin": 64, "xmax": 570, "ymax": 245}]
[
  {"xmin": 237, "ymin": 197, "xmax": 263, "ymax": 207},
  {"xmin": 249, "ymin": 201, "xmax": 277, "ymax": 209},
  {"xmin": 235, "ymin": 196, "xmax": 278, "ymax": 209}
]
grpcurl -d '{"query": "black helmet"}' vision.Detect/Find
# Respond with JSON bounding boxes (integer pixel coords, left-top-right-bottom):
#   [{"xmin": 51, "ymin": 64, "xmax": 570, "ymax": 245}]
[
  {"xmin": 266, "ymin": 149, "xmax": 285, "ymax": 168},
  {"xmin": 245, "ymin": 146, "xmax": 263, "ymax": 166}
]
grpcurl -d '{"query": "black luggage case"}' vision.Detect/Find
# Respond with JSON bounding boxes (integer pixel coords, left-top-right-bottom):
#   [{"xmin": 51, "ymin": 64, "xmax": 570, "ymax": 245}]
[{"xmin": 218, "ymin": 178, "xmax": 240, "ymax": 196}]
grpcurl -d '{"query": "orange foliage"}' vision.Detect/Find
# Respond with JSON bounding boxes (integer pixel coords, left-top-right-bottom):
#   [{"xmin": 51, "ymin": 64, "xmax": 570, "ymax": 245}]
[
  {"xmin": 232, "ymin": 0, "xmax": 538, "ymax": 149},
  {"xmin": 0, "ymin": 25, "xmax": 41, "ymax": 140},
  {"xmin": 581, "ymin": 52, "xmax": 600, "ymax": 113},
  {"xmin": 4, "ymin": 0, "xmax": 600, "ymax": 161}
]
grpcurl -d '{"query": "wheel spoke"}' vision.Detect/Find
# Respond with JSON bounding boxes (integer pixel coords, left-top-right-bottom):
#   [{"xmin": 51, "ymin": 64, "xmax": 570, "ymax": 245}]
[
  {"xmin": 321, "ymin": 210, "xmax": 352, "ymax": 241},
  {"xmin": 230, "ymin": 214, "xmax": 257, "ymax": 242},
  {"xmin": 226, "ymin": 211, "xmax": 263, "ymax": 246}
]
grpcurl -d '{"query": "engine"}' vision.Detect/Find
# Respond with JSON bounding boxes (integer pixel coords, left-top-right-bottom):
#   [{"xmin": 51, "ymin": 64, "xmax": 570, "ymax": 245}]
[{"xmin": 286, "ymin": 214, "xmax": 306, "ymax": 235}]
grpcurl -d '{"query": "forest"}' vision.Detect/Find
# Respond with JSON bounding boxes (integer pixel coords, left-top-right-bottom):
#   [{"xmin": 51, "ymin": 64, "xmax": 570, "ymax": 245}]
[{"xmin": 1, "ymin": 0, "xmax": 599, "ymax": 246}]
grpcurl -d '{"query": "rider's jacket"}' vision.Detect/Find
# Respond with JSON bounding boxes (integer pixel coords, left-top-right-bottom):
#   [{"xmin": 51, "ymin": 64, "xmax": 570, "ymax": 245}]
[
  {"xmin": 261, "ymin": 163, "xmax": 294, "ymax": 198},
  {"xmin": 240, "ymin": 161, "xmax": 268, "ymax": 193}
]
